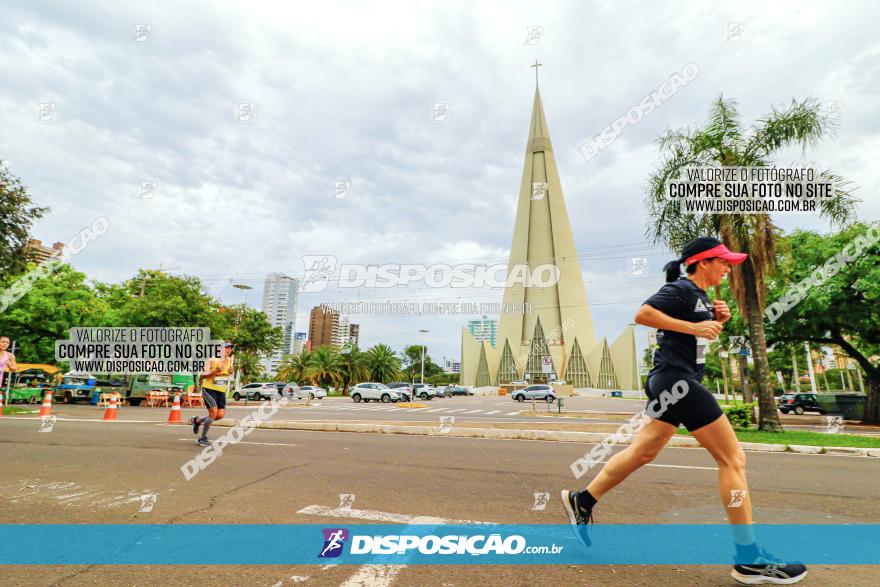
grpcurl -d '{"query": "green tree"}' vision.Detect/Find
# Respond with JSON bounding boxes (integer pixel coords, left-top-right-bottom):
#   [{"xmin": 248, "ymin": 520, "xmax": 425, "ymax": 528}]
[
  {"xmin": 101, "ymin": 270, "xmax": 224, "ymax": 332},
  {"xmin": 306, "ymin": 345, "xmax": 344, "ymax": 389},
  {"xmin": 337, "ymin": 344, "xmax": 369, "ymax": 396},
  {"xmin": 216, "ymin": 304, "xmax": 283, "ymax": 359},
  {"xmin": 234, "ymin": 351, "xmax": 266, "ymax": 384},
  {"xmin": 764, "ymin": 224, "xmax": 880, "ymax": 424},
  {"xmin": 401, "ymin": 344, "xmax": 441, "ymax": 382},
  {"xmin": 364, "ymin": 343, "xmax": 401, "ymax": 383},
  {"xmin": 0, "ymin": 162, "xmax": 48, "ymax": 276},
  {"xmin": 0, "ymin": 263, "xmax": 108, "ymax": 363},
  {"xmin": 646, "ymin": 96, "xmax": 858, "ymax": 431},
  {"xmin": 276, "ymin": 350, "xmax": 313, "ymax": 383}
]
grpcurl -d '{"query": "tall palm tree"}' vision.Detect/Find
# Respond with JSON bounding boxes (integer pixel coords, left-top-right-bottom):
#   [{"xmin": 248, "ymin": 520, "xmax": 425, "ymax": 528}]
[
  {"xmin": 275, "ymin": 349, "xmax": 313, "ymax": 383},
  {"xmin": 364, "ymin": 343, "xmax": 402, "ymax": 383},
  {"xmin": 306, "ymin": 345, "xmax": 344, "ymax": 390},
  {"xmin": 338, "ymin": 344, "xmax": 369, "ymax": 396},
  {"xmin": 646, "ymin": 96, "xmax": 857, "ymax": 431}
]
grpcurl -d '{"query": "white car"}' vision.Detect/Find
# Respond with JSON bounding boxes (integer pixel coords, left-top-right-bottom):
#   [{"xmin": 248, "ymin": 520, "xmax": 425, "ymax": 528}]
[
  {"xmin": 234, "ymin": 382, "xmax": 281, "ymax": 401},
  {"xmin": 350, "ymin": 382, "xmax": 400, "ymax": 403},
  {"xmin": 283, "ymin": 384, "xmax": 327, "ymax": 400}
]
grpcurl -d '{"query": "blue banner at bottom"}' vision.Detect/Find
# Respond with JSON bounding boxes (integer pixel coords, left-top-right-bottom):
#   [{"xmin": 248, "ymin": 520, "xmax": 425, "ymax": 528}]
[{"xmin": 0, "ymin": 524, "xmax": 877, "ymax": 565}]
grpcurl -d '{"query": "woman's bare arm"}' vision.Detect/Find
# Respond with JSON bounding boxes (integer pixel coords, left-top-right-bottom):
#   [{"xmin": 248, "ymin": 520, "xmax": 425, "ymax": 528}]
[{"xmin": 634, "ymin": 304, "xmax": 723, "ymax": 339}]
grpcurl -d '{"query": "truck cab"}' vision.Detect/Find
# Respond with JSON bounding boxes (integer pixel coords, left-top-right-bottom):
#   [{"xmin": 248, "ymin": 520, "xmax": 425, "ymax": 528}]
[{"xmin": 126, "ymin": 373, "xmax": 194, "ymax": 406}]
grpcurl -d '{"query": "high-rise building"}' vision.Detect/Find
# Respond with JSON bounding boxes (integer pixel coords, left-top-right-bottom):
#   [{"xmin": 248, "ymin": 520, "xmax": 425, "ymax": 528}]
[
  {"xmin": 348, "ymin": 323, "xmax": 360, "ymax": 348},
  {"xmin": 333, "ymin": 315, "xmax": 350, "ymax": 348},
  {"xmin": 25, "ymin": 239, "xmax": 64, "ymax": 264},
  {"xmin": 467, "ymin": 316, "xmax": 497, "ymax": 348},
  {"xmin": 261, "ymin": 273, "xmax": 300, "ymax": 374},
  {"xmin": 309, "ymin": 305, "xmax": 337, "ymax": 348},
  {"xmin": 292, "ymin": 332, "xmax": 308, "ymax": 355},
  {"xmin": 461, "ymin": 74, "xmax": 638, "ymax": 390}
]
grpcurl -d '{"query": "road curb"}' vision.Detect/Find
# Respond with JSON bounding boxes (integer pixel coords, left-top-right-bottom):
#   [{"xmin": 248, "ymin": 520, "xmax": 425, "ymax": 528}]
[{"xmin": 213, "ymin": 419, "xmax": 878, "ymax": 457}]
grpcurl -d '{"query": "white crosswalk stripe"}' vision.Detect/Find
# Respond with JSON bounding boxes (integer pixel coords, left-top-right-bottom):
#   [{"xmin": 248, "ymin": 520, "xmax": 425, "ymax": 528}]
[
  {"xmin": 505, "ymin": 411, "xmax": 520, "ymax": 415},
  {"xmin": 463, "ymin": 410, "xmax": 483, "ymax": 414},
  {"xmin": 484, "ymin": 410, "xmax": 500, "ymax": 415}
]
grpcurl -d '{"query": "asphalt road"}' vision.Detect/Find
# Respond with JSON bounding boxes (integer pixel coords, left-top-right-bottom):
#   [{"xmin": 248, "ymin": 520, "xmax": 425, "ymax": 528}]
[
  {"xmin": 15, "ymin": 395, "xmax": 878, "ymax": 435},
  {"xmin": 1, "ymin": 412, "xmax": 877, "ymax": 587}
]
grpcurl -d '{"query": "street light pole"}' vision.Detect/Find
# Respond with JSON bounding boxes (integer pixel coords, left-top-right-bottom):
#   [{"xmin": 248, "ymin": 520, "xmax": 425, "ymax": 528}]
[{"xmin": 419, "ymin": 329, "xmax": 429, "ymax": 384}]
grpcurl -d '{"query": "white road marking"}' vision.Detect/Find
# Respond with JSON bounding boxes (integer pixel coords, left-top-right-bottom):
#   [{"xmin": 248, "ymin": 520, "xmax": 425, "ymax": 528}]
[
  {"xmin": 463, "ymin": 410, "xmax": 483, "ymax": 414},
  {"xmin": 647, "ymin": 463, "xmax": 717, "ymax": 470},
  {"xmin": 177, "ymin": 438, "xmax": 299, "ymax": 447},
  {"xmin": 297, "ymin": 504, "xmax": 492, "ymax": 525},
  {"xmin": 340, "ymin": 564, "xmax": 402, "ymax": 587},
  {"xmin": 505, "ymin": 411, "xmax": 521, "ymax": 415},
  {"xmin": 484, "ymin": 410, "xmax": 501, "ymax": 415}
]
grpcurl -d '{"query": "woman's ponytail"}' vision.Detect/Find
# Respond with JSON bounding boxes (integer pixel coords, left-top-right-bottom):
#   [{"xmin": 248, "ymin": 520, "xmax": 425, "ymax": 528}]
[{"xmin": 663, "ymin": 258, "xmax": 684, "ymax": 283}]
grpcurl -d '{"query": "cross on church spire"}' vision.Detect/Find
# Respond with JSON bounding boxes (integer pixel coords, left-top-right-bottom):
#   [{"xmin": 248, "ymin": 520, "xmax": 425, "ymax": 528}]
[{"xmin": 531, "ymin": 60, "xmax": 542, "ymax": 87}]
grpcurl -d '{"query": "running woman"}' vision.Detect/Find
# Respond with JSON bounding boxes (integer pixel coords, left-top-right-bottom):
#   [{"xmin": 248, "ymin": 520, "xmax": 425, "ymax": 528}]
[
  {"xmin": 190, "ymin": 341, "xmax": 234, "ymax": 447},
  {"xmin": 0, "ymin": 336, "xmax": 18, "ymax": 401},
  {"xmin": 561, "ymin": 237, "xmax": 807, "ymax": 585}
]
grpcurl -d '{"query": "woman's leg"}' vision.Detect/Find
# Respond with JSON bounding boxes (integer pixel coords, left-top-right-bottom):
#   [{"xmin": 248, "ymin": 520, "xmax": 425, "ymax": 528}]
[
  {"xmin": 586, "ymin": 418, "xmax": 677, "ymax": 499},
  {"xmin": 690, "ymin": 414, "xmax": 755, "ymax": 546}
]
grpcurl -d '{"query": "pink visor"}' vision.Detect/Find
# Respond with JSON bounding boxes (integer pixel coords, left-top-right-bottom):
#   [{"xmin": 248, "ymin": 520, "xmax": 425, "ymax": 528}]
[{"xmin": 685, "ymin": 244, "xmax": 747, "ymax": 266}]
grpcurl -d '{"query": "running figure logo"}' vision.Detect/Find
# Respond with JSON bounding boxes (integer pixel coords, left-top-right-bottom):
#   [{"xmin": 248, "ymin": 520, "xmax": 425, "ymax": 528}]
[
  {"xmin": 728, "ymin": 489, "xmax": 747, "ymax": 508},
  {"xmin": 824, "ymin": 415, "xmax": 844, "ymax": 434},
  {"xmin": 531, "ymin": 492, "xmax": 550, "ymax": 510},
  {"xmin": 438, "ymin": 416, "xmax": 455, "ymax": 434},
  {"xmin": 300, "ymin": 256, "xmax": 337, "ymax": 293},
  {"xmin": 338, "ymin": 494, "xmax": 355, "ymax": 510},
  {"xmin": 38, "ymin": 415, "xmax": 56, "ymax": 433},
  {"xmin": 319, "ymin": 528, "xmax": 349, "ymax": 558},
  {"xmin": 138, "ymin": 493, "xmax": 157, "ymax": 513},
  {"xmin": 531, "ymin": 182, "xmax": 548, "ymax": 200}
]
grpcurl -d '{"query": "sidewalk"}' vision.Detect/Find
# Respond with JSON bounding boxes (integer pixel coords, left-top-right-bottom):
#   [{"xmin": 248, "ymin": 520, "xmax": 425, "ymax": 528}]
[{"xmin": 213, "ymin": 417, "xmax": 880, "ymax": 458}]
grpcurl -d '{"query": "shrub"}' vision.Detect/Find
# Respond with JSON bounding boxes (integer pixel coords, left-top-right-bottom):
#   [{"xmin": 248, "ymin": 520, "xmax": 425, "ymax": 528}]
[{"xmin": 724, "ymin": 402, "xmax": 755, "ymax": 430}]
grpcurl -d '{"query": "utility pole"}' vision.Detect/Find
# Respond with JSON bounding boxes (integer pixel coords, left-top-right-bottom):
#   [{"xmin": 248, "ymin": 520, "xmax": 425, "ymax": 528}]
[
  {"xmin": 418, "ymin": 329, "xmax": 429, "ymax": 384},
  {"xmin": 805, "ymin": 342, "xmax": 818, "ymax": 394},
  {"xmin": 792, "ymin": 353, "xmax": 801, "ymax": 392},
  {"xmin": 720, "ymin": 350, "xmax": 730, "ymax": 403}
]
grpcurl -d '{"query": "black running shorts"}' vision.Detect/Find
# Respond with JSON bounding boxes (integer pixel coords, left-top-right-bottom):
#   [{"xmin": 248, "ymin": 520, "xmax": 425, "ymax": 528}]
[
  {"xmin": 201, "ymin": 388, "xmax": 227, "ymax": 410},
  {"xmin": 644, "ymin": 369, "xmax": 723, "ymax": 432}
]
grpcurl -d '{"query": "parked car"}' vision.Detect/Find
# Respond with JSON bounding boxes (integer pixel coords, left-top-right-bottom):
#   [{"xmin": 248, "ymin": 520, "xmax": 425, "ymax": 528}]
[
  {"xmin": 387, "ymin": 382, "xmax": 413, "ymax": 402},
  {"xmin": 511, "ymin": 384, "xmax": 557, "ymax": 403},
  {"xmin": 235, "ymin": 382, "xmax": 282, "ymax": 401},
  {"xmin": 285, "ymin": 384, "xmax": 327, "ymax": 400},
  {"xmin": 449, "ymin": 385, "xmax": 475, "ymax": 396},
  {"xmin": 777, "ymin": 393, "xmax": 825, "ymax": 415},
  {"xmin": 412, "ymin": 383, "xmax": 440, "ymax": 400},
  {"xmin": 350, "ymin": 382, "xmax": 400, "ymax": 403}
]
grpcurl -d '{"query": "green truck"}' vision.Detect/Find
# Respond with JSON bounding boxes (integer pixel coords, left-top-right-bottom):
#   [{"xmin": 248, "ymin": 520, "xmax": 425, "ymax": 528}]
[{"xmin": 125, "ymin": 373, "xmax": 196, "ymax": 406}]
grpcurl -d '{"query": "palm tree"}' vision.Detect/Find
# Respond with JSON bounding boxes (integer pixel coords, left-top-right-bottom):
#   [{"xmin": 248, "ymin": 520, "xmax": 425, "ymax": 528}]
[
  {"xmin": 364, "ymin": 343, "xmax": 402, "ymax": 383},
  {"xmin": 275, "ymin": 350, "xmax": 313, "ymax": 384},
  {"xmin": 306, "ymin": 345, "xmax": 344, "ymax": 390},
  {"xmin": 646, "ymin": 96, "xmax": 857, "ymax": 432},
  {"xmin": 338, "ymin": 344, "xmax": 369, "ymax": 396},
  {"xmin": 235, "ymin": 351, "xmax": 265, "ymax": 384}
]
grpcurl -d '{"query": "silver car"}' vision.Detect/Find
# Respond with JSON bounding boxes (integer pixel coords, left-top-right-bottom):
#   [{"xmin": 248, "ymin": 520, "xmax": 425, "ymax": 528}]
[
  {"xmin": 350, "ymin": 383, "xmax": 400, "ymax": 403},
  {"xmin": 511, "ymin": 384, "xmax": 557, "ymax": 403}
]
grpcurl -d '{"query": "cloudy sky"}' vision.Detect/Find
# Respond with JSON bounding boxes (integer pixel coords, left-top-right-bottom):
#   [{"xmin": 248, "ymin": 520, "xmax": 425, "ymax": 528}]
[{"xmin": 2, "ymin": 0, "xmax": 878, "ymax": 365}]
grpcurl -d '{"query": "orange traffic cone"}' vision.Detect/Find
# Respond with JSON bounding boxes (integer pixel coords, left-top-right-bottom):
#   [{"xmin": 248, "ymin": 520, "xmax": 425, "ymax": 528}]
[
  {"xmin": 167, "ymin": 393, "xmax": 182, "ymax": 424},
  {"xmin": 102, "ymin": 394, "xmax": 118, "ymax": 421},
  {"xmin": 38, "ymin": 391, "xmax": 53, "ymax": 417}
]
